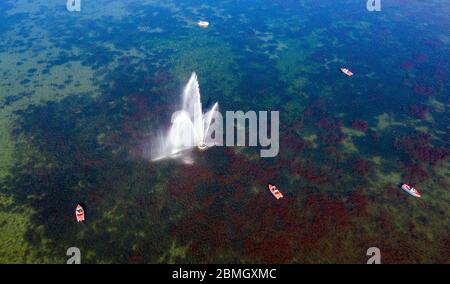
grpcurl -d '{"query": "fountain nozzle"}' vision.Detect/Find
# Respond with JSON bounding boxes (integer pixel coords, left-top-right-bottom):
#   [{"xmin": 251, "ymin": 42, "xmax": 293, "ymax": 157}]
[{"xmin": 197, "ymin": 143, "xmax": 208, "ymax": 151}]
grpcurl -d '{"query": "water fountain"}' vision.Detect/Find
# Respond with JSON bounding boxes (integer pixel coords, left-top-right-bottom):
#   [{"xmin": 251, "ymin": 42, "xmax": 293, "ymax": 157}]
[{"xmin": 151, "ymin": 72, "xmax": 219, "ymax": 162}]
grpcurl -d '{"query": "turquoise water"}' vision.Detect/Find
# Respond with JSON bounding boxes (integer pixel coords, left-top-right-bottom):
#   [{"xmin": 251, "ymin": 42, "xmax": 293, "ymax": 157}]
[{"xmin": 0, "ymin": 0, "xmax": 448, "ymax": 263}]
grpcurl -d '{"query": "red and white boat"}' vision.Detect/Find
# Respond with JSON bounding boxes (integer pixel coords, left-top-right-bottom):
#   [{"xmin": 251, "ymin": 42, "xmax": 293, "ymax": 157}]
[
  {"xmin": 197, "ymin": 21, "xmax": 209, "ymax": 28},
  {"xmin": 75, "ymin": 204, "xmax": 85, "ymax": 222},
  {"xmin": 401, "ymin": 184, "xmax": 421, "ymax": 198},
  {"xmin": 267, "ymin": 183, "xmax": 283, "ymax": 200},
  {"xmin": 340, "ymin": 68, "xmax": 354, "ymax": 76}
]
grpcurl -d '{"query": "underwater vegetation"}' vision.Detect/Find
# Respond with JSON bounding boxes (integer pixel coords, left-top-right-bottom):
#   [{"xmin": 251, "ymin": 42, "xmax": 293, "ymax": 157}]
[{"xmin": 0, "ymin": 0, "xmax": 448, "ymax": 263}]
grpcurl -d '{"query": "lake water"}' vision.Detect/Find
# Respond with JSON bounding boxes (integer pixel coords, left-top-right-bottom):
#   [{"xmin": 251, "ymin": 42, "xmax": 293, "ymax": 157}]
[{"xmin": 0, "ymin": 0, "xmax": 448, "ymax": 263}]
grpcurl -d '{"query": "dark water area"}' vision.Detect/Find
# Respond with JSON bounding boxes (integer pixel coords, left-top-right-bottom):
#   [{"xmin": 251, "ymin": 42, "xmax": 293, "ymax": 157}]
[{"xmin": 0, "ymin": 0, "xmax": 448, "ymax": 263}]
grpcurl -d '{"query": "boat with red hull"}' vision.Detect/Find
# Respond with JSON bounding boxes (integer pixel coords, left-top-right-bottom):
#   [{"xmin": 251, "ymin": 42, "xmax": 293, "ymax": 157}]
[
  {"xmin": 340, "ymin": 67, "xmax": 354, "ymax": 76},
  {"xmin": 267, "ymin": 183, "xmax": 283, "ymax": 200},
  {"xmin": 401, "ymin": 184, "xmax": 421, "ymax": 198},
  {"xmin": 75, "ymin": 204, "xmax": 85, "ymax": 222}
]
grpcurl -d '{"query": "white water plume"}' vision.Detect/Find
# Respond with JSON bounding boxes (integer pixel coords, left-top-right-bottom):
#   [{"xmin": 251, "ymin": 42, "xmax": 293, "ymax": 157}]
[{"xmin": 151, "ymin": 72, "xmax": 219, "ymax": 162}]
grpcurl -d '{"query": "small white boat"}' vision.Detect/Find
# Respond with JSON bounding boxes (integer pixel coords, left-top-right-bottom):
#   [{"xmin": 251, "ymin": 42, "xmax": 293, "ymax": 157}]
[
  {"xmin": 197, "ymin": 21, "xmax": 209, "ymax": 28},
  {"xmin": 401, "ymin": 184, "xmax": 421, "ymax": 198}
]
